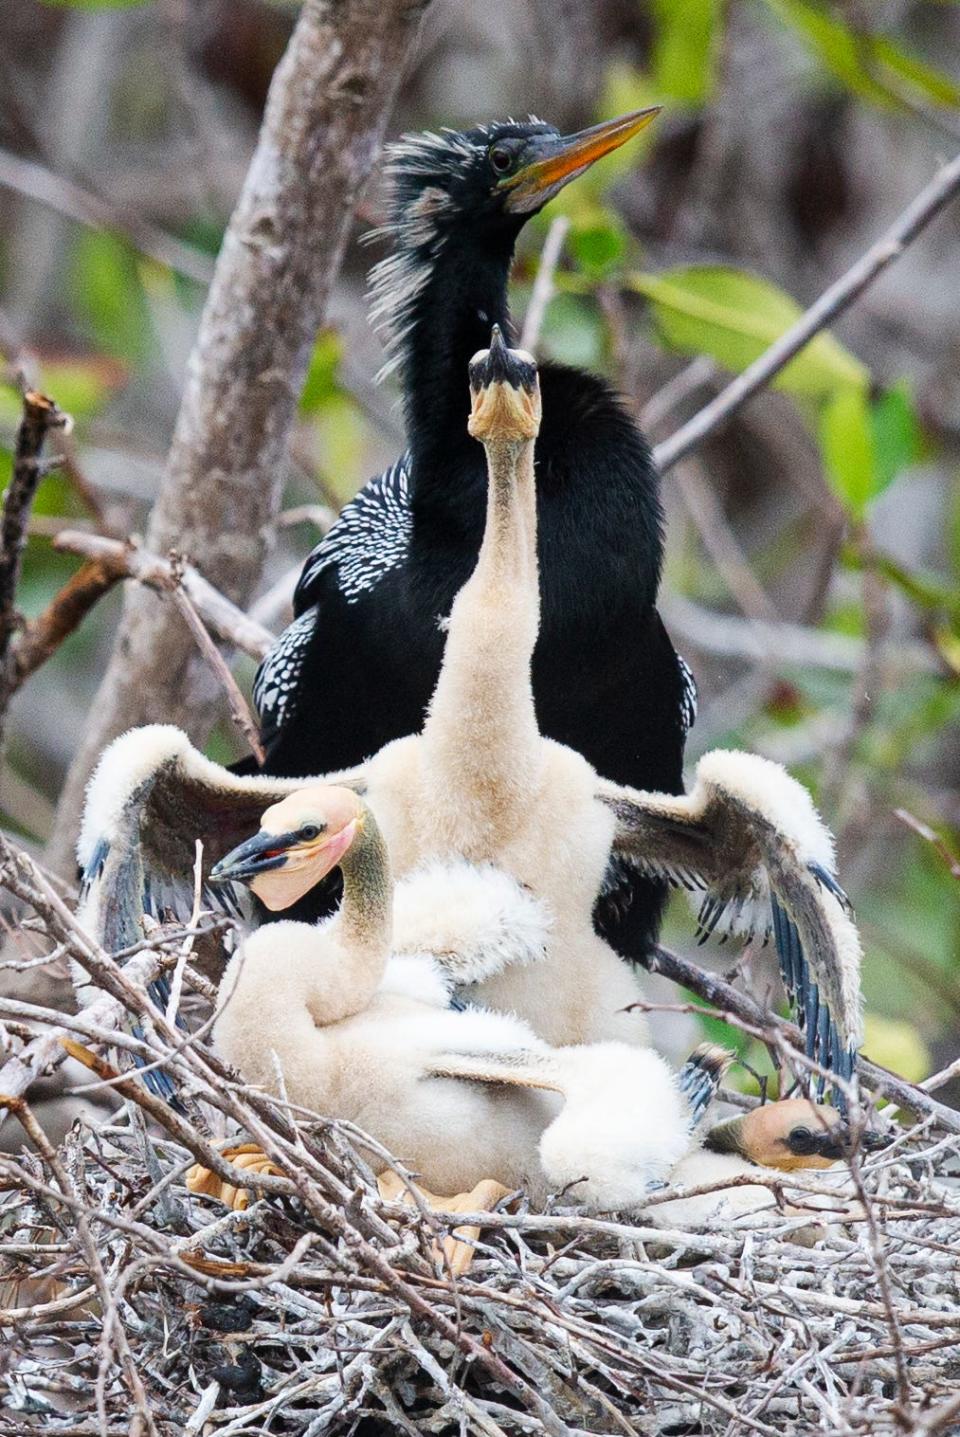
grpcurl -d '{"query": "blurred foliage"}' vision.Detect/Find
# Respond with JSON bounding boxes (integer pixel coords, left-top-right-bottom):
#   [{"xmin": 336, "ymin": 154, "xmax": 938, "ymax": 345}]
[
  {"xmin": 628, "ymin": 265, "xmax": 867, "ymax": 395},
  {"xmin": 650, "ymin": 0, "xmax": 720, "ymax": 105},
  {"xmin": 760, "ymin": 0, "xmax": 960, "ymax": 111},
  {"xmin": 3, "ymin": 0, "xmax": 960, "ymax": 1089}
]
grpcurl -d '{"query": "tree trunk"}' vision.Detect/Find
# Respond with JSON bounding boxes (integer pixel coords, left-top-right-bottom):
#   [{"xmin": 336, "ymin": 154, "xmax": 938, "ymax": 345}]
[{"xmin": 48, "ymin": 0, "xmax": 429, "ymax": 874}]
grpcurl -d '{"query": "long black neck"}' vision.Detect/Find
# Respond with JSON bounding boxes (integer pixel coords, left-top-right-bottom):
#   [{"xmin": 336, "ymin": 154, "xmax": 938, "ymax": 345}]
[{"xmin": 399, "ymin": 232, "xmax": 517, "ymax": 507}]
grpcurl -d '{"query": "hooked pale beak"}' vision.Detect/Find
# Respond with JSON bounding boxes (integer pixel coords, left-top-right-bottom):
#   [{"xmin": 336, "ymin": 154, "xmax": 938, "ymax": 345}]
[{"xmin": 500, "ymin": 107, "xmax": 661, "ymax": 214}]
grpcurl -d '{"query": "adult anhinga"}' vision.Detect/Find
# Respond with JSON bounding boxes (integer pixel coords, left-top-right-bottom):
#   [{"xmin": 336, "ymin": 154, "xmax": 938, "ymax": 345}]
[{"xmin": 253, "ymin": 108, "xmax": 695, "ymax": 958}]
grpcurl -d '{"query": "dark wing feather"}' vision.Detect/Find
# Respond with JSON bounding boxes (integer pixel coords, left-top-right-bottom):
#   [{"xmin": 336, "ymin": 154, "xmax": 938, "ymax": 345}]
[
  {"xmin": 677, "ymin": 1043, "xmax": 732, "ymax": 1128},
  {"xmin": 77, "ymin": 730, "xmax": 366, "ymax": 1103},
  {"xmin": 293, "ymin": 455, "xmax": 412, "ymax": 614},
  {"xmin": 252, "ymin": 606, "xmax": 318, "ymax": 752},
  {"xmin": 253, "ymin": 456, "xmax": 413, "ymax": 749},
  {"xmin": 597, "ymin": 761, "xmax": 863, "ymax": 1104}
]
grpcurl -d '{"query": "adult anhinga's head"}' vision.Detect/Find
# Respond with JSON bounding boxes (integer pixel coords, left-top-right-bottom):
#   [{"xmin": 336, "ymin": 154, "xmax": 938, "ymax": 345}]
[
  {"xmin": 705, "ymin": 1098, "xmax": 890, "ymax": 1172},
  {"xmin": 369, "ymin": 108, "xmax": 659, "ymax": 383},
  {"xmin": 468, "ymin": 325, "xmax": 541, "ymax": 444},
  {"xmin": 210, "ymin": 786, "xmax": 364, "ymax": 912}
]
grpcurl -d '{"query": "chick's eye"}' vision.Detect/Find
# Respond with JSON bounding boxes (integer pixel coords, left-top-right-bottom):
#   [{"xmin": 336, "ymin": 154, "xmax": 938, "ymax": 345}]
[
  {"xmin": 788, "ymin": 1127, "xmax": 815, "ymax": 1154},
  {"xmin": 299, "ymin": 824, "xmax": 321, "ymax": 842},
  {"xmin": 489, "ymin": 146, "xmax": 513, "ymax": 175}
]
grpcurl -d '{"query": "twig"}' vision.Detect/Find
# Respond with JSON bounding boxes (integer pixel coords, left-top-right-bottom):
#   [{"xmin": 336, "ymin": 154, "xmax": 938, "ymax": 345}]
[
  {"xmin": 660, "ymin": 592, "xmax": 939, "ymax": 675},
  {"xmin": 0, "ymin": 145, "xmax": 215, "ymax": 287},
  {"xmin": 9, "ymin": 559, "xmax": 123, "ymax": 693},
  {"xmin": 520, "ymin": 216, "xmax": 570, "ymax": 352},
  {"xmin": 0, "ymin": 390, "xmax": 71, "ymax": 740},
  {"xmin": 672, "ymin": 459, "xmax": 779, "ymax": 624},
  {"xmin": 894, "ymin": 807, "xmax": 960, "ymax": 880},
  {"xmin": 53, "ymin": 530, "xmax": 274, "ymax": 660},
  {"xmin": 648, "ymin": 943, "xmax": 960, "ymax": 1135},
  {"xmin": 640, "ymin": 355, "xmax": 717, "ymax": 432},
  {"xmin": 168, "ymin": 583, "xmax": 265, "ymax": 765},
  {"xmin": 653, "ymin": 149, "xmax": 960, "ymax": 472}
]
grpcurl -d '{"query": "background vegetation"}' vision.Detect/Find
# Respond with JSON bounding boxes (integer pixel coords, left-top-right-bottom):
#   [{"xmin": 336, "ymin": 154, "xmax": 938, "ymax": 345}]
[{"xmin": 2, "ymin": 0, "xmax": 960, "ymax": 1104}]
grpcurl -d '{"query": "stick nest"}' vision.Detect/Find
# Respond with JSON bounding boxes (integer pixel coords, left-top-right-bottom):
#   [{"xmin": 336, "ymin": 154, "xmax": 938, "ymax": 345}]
[{"xmin": 1, "ymin": 848, "xmax": 960, "ymax": 1436}]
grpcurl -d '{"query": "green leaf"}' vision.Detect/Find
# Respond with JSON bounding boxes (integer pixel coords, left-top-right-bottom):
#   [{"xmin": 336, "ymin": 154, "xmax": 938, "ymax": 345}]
[
  {"xmin": 651, "ymin": 0, "xmax": 719, "ymax": 105},
  {"xmin": 540, "ymin": 293, "xmax": 606, "ymax": 370},
  {"xmin": 873, "ymin": 33, "xmax": 960, "ymax": 107},
  {"xmin": 0, "ymin": 357, "xmax": 124, "ymax": 431},
  {"xmin": 862, "ymin": 1014, "xmax": 930, "ymax": 1082},
  {"xmin": 870, "ymin": 382, "xmax": 922, "ymax": 496},
  {"xmin": 69, "ymin": 230, "xmax": 151, "ymax": 364},
  {"xmin": 569, "ymin": 215, "xmax": 627, "ymax": 278},
  {"xmin": 761, "ymin": 0, "xmax": 960, "ymax": 112},
  {"xmin": 820, "ymin": 387, "xmax": 874, "ymax": 518},
  {"xmin": 299, "ymin": 331, "xmax": 344, "ymax": 416},
  {"xmin": 629, "ymin": 265, "xmax": 868, "ymax": 396}
]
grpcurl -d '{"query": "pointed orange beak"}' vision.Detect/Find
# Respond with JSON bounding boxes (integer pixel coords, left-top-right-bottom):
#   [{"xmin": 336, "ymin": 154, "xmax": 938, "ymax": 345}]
[{"xmin": 500, "ymin": 108, "xmax": 661, "ymax": 213}]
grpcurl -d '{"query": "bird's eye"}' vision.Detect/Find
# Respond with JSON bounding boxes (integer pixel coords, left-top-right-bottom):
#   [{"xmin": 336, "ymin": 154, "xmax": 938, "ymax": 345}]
[
  {"xmin": 489, "ymin": 146, "xmax": 514, "ymax": 175},
  {"xmin": 299, "ymin": 823, "xmax": 322, "ymax": 842},
  {"xmin": 787, "ymin": 1126, "xmax": 816, "ymax": 1155}
]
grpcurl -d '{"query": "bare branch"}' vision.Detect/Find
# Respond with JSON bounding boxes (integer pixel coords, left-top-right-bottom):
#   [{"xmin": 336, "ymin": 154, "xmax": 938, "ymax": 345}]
[
  {"xmin": 167, "ymin": 584, "xmax": 265, "ymax": 766},
  {"xmin": 661, "ymin": 592, "xmax": 940, "ymax": 675},
  {"xmin": 0, "ymin": 144, "xmax": 216, "ymax": 287},
  {"xmin": 53, "ymin": 530, "xmax": 274, "ymax": 660},
  {"xmin": 10, "ymin": 558, "xmax": 121, "ymax": 692},
  {"xmin": 653, "ymin": 149, "xmax": 960, "ymax": 473},
  {"xmin": 49, "ymin": 0, "xmax": 431, "ymax": 873},
  {"xmin": 649, "ymin": 943, "xmax": 960, "ymax": 1135},
  {"xmin": 0, "ymin": 389, "xmax": 71, "ymax": 743},
  {"xmin": 520, "ymin": 216, "xmax": 570, "ymax": 352}
]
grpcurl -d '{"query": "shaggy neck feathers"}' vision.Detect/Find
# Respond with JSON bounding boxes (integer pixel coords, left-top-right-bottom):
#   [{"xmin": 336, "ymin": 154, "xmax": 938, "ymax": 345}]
[{"xmin": 367, "ymin": 137, "xmax": 522, "ymax": 498}]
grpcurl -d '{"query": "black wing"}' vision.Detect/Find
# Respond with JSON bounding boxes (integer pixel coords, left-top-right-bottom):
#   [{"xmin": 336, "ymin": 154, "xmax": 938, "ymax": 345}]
[
  {"xmin": 293, "ymin": 454, "xmax": 413, "ymax": 614},
  {"xmin": 252, "ymin": 456, "xmax": 413, "ymax": 750},
  {"xmin": 677, "ymin": 652, "xmax": 698, "ymax": 735}
]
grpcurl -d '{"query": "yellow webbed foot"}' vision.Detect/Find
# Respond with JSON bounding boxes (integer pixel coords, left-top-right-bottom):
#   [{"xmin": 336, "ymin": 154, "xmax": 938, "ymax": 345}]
[
  {"xmin": 377, "ymin": 1172, "xmax": 510, "ymax": 1276},
  {"xmin": 186, "ymin": 1144, "xmax": 284, "ymax": 1212}
]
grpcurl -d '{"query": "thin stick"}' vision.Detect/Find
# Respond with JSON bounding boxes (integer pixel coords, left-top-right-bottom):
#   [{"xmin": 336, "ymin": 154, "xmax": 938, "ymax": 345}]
[
  {"xmin": 53, "ymin": 530, "xmax": 274, "ymax": 660},
  {"xmin": 649, "ymin": 943, "xmax": 960, "ymax": 1135},
  {"xmin": 0, "ymin": 145, "xmax": 215, "ymax": 287},
  {"xmin": 168, "ymin": 584, "xmax": 265, "ymax": 765},
  {"xmin": 653, "ymin": 149, "xmax": 960, "ymax": 473},
  {"xmin": 10, "ymin": 559, "xmax": 122, "ymax": 692},
  {"xmin": 0, "ymin": 391, "xmax": 71, "ymax": 736},
  {"xmin": 520, "ymin": 216, "xmax": 570, "ymax": 352}
]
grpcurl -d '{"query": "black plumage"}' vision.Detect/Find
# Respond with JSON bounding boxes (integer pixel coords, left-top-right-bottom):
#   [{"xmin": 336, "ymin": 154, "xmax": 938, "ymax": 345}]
[{"xmin": 254, "ymin": 113, "xmax": 696, "ymax": 961}]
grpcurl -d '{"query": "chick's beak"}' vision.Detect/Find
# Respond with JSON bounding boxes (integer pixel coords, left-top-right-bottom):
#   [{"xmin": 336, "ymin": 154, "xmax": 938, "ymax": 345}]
[
  {"xmin": 815, "ymin": 1124, "xmax": 892, "ymax": 1161},
  {"xmin": 210, "ymin": 830, "xmax": 296, "ymax": 886},
  {"xmin": 501, "ymin": 107, "xmax": 661, "ymax": 213}
]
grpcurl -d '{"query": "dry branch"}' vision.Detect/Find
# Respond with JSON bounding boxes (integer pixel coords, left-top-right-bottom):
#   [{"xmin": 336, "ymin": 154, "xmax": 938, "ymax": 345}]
[
  {"xmin": 650, "ymin": 943, "xmax": 960, "ymax": 1135},
  {"xmin": 50, "ymin": 0, "xmax": 431, "ymax": 873},
  {"xmin": 653, "ymin": 148, "xmax": 960, "ymax": 473},
  {"xmin": 10, "ymin": 558, "xmax": 121, "ymax": 692},
  {"xmin": 53, "ymin": 530, "xmax": 274, "ymax": 660},
  {"xmin": 0, "ymin": 389, "xmax": 71, "ymax": 742},
  {"xmin": 0, "ymin": 145, "xmax": 215, "ymax": 287}
]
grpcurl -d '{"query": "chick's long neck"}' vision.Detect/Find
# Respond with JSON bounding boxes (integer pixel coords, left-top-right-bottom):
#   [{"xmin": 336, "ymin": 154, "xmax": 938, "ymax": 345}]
[
  {"xmin": 421, "ymin": 425, "xmax": 541, "ymax": 859},
  {"xmin": 313, "ymin": 809, "xmax": 393, "ymax": 1022}
]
